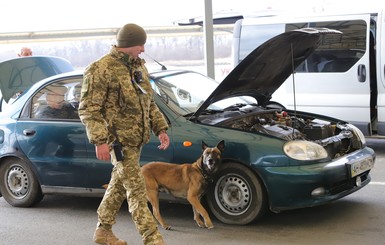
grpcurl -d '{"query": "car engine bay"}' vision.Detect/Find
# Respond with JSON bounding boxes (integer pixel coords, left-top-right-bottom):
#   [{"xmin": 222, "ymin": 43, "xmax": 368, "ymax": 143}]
[{"xmin": 196, "ymin": 106, "xmax": 363, "ymax": 159}]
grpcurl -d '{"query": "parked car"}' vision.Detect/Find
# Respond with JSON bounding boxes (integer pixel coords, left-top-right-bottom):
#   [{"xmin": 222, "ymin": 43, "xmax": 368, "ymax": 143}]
[{"xmin": 0, "ymin": 28, "xmax": 375, "ymax": 225}]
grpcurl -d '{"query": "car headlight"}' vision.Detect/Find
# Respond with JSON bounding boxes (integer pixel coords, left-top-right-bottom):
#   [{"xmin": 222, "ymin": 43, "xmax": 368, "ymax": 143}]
[
  {"xmin": 283, "ymin": 140, "xmax": 328, "ymax": 160},
  {"xmin": 347, "ymin": 123, "xmax": 366, "ymax": 146}
]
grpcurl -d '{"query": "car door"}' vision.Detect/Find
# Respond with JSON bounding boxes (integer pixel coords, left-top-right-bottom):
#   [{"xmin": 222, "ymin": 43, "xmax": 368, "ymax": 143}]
[
  {"xmin": 377, "ymin": 10, "xmax": 385, "ymax": 135},
  {"xmin": 15, "ymin": 78, "xmax": 91, "ymax": 188}
]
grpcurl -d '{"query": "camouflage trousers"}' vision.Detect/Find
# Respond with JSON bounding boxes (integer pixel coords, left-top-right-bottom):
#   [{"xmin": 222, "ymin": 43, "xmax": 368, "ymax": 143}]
[{"xmin": 97, "ymin": 145, "xmax": 164, "ymax": 245}]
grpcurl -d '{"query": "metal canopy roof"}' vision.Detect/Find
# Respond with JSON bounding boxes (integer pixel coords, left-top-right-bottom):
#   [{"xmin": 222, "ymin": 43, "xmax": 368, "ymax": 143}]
[{"xmin": 0, "ymin": 25, "xmax": 233, "ymax": 44}]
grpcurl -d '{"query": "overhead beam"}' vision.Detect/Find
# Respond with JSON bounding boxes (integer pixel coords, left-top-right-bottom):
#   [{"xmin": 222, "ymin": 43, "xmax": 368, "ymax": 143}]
[{"xmin": 0, "ymin": 25, "xmax": 233, "ymax": 44}]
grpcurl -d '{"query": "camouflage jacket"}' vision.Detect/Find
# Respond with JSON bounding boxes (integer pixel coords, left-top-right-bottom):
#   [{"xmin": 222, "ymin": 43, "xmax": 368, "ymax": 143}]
[{"xmin": 78, "ymin": 46, "xmax": 168, "ymax": 147}]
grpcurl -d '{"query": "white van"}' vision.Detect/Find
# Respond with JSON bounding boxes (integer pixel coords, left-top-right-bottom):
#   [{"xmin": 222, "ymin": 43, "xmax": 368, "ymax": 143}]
[{"xmin": 232, "ymin": 8, "xmax": 385, "ymax": 137}]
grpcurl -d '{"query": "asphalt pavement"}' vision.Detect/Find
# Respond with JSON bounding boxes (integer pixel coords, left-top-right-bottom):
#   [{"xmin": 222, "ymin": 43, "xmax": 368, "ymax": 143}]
[{"xmin": 0, "ymin": 138, "xmax": 384, "ymax": 245}]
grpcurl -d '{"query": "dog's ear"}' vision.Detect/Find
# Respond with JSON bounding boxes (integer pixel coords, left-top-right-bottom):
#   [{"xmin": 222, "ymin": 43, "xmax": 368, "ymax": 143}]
[
  {"xmin": 216, "ymin": 140, "xmax": 225, "ymax": 152},
  {"xmin": 202, "ymin": 141, "xmax": 208, "ymax": 150}
]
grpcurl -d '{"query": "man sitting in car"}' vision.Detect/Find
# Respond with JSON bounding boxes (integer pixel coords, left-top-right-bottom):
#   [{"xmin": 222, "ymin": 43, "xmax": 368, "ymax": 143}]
[{"xmin": 33, "ymin": 85, "xmax": 78, "ymax": 119}]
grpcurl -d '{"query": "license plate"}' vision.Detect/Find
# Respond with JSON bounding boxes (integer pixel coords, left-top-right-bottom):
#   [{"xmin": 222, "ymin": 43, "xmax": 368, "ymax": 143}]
[{"xmin": 350, "ymin": 157, "xmax": 374, "ymax": 177}]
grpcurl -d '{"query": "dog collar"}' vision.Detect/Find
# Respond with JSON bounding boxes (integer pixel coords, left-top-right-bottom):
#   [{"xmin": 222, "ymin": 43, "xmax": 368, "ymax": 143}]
[{"xmin": 197, "ymin": 164, "xmax": 214, "ymax": 183}]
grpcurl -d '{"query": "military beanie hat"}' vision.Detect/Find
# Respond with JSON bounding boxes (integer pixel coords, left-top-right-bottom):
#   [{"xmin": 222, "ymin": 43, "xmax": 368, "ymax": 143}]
[{"xmin": 116, "ymin": 23, "xmax": 147, "ymax": 48}]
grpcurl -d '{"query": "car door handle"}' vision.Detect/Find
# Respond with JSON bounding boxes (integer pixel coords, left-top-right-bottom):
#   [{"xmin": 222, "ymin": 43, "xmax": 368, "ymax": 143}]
[
  {"xmin": 357, "ymin": 64, "xmax": 366, "ymax": 82},
  {"xmin": 23, "ymin": 129, "xmax": 36, "ymax": 136}
]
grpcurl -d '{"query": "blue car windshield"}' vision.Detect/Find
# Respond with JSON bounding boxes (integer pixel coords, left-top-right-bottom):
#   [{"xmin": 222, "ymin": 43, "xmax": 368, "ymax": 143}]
[{"xmin": 151, "ymin": 71, "xmax": 255, "ymax": 115}]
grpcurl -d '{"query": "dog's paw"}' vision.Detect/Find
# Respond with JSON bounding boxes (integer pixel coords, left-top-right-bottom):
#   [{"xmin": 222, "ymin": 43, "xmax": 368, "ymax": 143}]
[
  {"xmin": 161, "ymin": 223, "xmax": 172, "ymax": 230},
  {"xmin": 196, "ymin": 221, "xmax": 205, "ymax": 228},
  {"xmin": 205, "ymin": 221, "xmax": 214, "ymax": 229},
  {"xmin": 163, "ymin": 225, "xmax": 172, "ymax": 230}
]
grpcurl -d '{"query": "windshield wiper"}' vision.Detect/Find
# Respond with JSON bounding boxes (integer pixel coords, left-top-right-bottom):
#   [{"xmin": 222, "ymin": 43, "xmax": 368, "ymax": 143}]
[
  {"xmin": 223, "ymin": 103, "xmax": 247, "ymax": 111},
  {"xmin": 184, "ymin": 109, "xmax": 224, "ymax": 118},
  {"xmin": 200, "ymin": 109, "xmax": 224, "ymax": 115}
]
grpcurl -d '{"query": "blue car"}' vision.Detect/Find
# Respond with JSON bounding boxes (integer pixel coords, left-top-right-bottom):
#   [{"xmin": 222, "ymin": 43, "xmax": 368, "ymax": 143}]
[{"xmin": 0, "ymin": 28, "xmax": 375, "ymax": 225}]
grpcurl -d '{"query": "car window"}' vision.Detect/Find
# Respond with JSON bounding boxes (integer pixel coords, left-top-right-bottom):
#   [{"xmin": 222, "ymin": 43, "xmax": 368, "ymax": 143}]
[
  {"xmin": 289, "ymin": 20, "xmax": 366, "ymax": 73},
  {"xmin": 238, "ymin": 19, "xmax": 367, "ymax": 73},
  {"xmin": 30, "ymin": 80, "xmax": 81, "ymax": 120}
]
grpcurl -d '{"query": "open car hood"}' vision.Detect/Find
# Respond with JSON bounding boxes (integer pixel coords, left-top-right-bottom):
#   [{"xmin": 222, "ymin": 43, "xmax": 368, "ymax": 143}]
[
  {"xmin": 193, "ymin": 28, "xmax": 341, "ymax": 118},
  {"xmin": 0, "ymin": 56, "xmax": 74, "ymax": 103}
]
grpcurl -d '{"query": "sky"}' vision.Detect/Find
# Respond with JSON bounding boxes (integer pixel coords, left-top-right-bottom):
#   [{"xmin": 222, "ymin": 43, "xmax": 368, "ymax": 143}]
[{"xmin": 1, "ymin": 0, "xmax": 375, "ymax": 33}]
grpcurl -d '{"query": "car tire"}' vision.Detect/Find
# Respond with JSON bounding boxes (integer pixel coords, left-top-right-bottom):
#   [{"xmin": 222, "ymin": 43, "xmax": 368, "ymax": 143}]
[
  {"xmin": 206, "ymin": 162, "xmax": 267, "ymax": 225},
  {"xmin": 0, "ymin": 158, "xmax": 43, "ymax": 207}
]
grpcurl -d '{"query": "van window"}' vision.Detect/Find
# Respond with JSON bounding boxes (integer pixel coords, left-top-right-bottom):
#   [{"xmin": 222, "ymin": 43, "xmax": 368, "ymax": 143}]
[
  {"xmin": 239, "ymin": 24, "xmax": 283, "ymax": 63},
  {"xmin": 237, "ymin": 19, "xmax": 367, "ymax": 73}
]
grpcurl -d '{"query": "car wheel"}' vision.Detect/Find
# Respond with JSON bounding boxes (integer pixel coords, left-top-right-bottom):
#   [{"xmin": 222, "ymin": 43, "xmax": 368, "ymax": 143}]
[
  {"xmin": 206, "ymin": 162, "xmax": 267, "ymax": 225},
  {"xmin": 0, "ymin": 158, "xmax": 43, "ymax": 207}
]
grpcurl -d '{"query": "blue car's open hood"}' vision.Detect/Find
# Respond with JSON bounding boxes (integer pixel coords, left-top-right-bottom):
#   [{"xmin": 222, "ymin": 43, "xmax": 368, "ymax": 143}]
[
  {"xmin": 193, "ymin": 28, "xmax": 341, "ymax": 118},
  {"xmin": 0, "ymin": 56, "xmax": 74, "ymax": 103}
]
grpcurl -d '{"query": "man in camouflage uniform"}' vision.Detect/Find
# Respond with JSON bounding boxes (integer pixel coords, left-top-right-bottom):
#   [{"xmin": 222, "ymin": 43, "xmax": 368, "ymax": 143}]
[{"xmin": 78, "ymin": 23, "xmax": 169, "ymax": 245}]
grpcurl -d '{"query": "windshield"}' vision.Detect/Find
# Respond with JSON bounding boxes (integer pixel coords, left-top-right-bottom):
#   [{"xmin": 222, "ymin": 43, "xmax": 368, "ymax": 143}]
[{"xmin": 151, "ymin": 71, "xmax": 256, "ymax": 115}]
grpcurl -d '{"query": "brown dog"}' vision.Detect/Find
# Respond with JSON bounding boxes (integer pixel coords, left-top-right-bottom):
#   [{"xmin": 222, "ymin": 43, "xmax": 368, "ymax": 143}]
[{"xmin": 141, "ymin": 140, "xmax": 225, "ymax": 230}]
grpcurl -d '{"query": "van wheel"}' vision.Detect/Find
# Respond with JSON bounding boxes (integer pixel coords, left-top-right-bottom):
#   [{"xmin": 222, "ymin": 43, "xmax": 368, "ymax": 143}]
[
  {"xmin": 206, "ymin": 162, "xmax": 267, "ymax": 225},
  {"xmin": 0, "ymin": 158, "xmax": 43, "ymax": 207}
]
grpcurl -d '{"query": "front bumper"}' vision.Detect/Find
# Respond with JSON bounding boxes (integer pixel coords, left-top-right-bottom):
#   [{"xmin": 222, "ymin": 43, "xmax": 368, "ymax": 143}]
[{"xmin": 260, "ymin": 146, "xmax": 375, "ymax": 212}]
